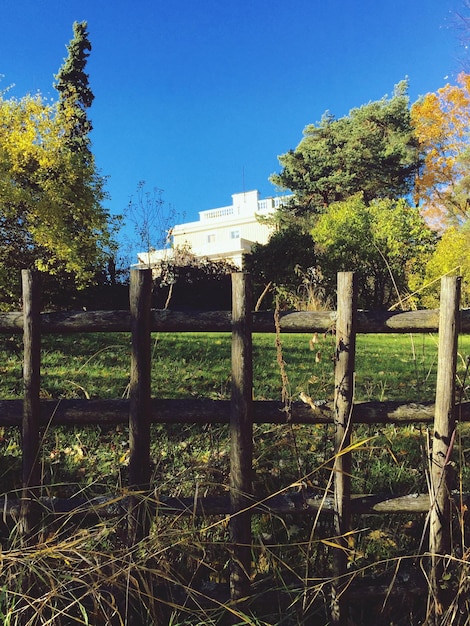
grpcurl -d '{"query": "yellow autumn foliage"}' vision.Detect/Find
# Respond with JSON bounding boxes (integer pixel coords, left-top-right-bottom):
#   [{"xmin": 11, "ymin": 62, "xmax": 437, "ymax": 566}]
[
  {"xmin": 0, "ymin": 92, "xmax": 112, "ymax": 283},
  {"xmin": 411, "ymin": 73, "xmax": 470, "ymax": 226}
]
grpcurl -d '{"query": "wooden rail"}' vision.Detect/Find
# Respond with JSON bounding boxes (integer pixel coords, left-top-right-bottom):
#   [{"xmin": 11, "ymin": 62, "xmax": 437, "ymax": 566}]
[
  {"xmin": 1, "ymin": 307, "xmax": 470, "ymax": 335},
  {"xmin": 1, "ymin": 270, "xmax": 466, "ymax": 623},
  {"xmin": 2, "ymin": 397, "xmax": 469, "ymax": 427}
]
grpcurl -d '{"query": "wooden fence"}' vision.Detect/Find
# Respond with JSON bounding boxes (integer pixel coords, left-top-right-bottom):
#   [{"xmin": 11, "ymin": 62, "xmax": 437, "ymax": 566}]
[{"xmin": 1, "ymin": 269, "xmax": 469, "ymax": 624}]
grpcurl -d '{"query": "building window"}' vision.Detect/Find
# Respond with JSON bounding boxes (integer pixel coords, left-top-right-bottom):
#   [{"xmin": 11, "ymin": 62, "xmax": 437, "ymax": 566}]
[
  {"xmin": 230, "ymin": 230, "xmax": 240, "ymax": 239},
  {"xmin": 207, "ymin": 233, "xmax": 216, "ymax": 243}
]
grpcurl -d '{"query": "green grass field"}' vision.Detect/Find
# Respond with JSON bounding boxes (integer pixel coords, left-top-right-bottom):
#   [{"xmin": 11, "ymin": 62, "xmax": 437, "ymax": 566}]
[{"xmin": 3, "ymin": 330, "xmax": 469, "ymax": 402}]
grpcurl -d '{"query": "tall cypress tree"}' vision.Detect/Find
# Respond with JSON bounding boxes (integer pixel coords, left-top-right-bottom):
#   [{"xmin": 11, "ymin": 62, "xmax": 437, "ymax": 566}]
[{"xmin": 55, "ymin": 21, "xmax": 94, "ymax": 154}]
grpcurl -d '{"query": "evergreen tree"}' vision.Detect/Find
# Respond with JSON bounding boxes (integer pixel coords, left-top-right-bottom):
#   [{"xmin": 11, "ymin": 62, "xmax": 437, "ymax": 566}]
[
  {"xmin": 271, "ymin": 82, "xmax": 419, "ymax": 218},
  {"xmin": 55, "ymin": 21, "xmax": 94, "ymax": 154}
]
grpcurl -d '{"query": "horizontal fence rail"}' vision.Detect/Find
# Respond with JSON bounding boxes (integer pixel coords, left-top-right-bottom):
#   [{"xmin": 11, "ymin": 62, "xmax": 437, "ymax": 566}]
[
  {"xmin": 2, "ymin": 490, "xmax": 469, "ymax": 520},
  {"xmin": 1, "ymin": 398, "xmax": 469, "ymax": 427},
  {"xmin": 1, "ymin": 307, "xmax": 470, "ymax": 334}
]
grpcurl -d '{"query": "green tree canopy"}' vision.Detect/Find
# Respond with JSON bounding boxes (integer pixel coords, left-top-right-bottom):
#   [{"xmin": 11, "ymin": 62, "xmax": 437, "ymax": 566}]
[
  {"xmin": 417, "ymin": 223, "xmax": 470, "ymax": 307},
  {"xmin": 243, "ymin": 226, "xmax": 318, "ymax": 309},
  {"xmin": 314, "ymin": 195, "xmax": 436, "ymax": 309},
  {"xmin": 271, "ymin": 82, "xmax": 419, "ymax": 217}
]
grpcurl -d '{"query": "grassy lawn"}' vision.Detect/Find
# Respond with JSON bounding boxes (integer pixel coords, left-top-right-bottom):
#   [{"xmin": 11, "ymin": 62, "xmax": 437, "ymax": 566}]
[{"xmin": 2, "ymin": 330, "xmax": 468, "ymax": 401}]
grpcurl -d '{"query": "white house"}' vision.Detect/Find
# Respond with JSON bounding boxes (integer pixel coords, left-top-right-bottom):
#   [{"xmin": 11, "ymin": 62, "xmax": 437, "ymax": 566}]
[{"xmin": 136, "ymin": 190, "xmax": 290, "ymax": 270}]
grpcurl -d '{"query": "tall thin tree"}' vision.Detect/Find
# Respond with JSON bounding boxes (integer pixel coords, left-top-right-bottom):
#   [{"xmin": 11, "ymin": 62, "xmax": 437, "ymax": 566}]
[{"xmin": 55, "ymin": 21, "xmax": 94, "ymax": 155}]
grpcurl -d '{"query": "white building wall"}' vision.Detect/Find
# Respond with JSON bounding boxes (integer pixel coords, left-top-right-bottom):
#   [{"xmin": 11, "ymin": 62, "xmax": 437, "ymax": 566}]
[{"xmin": 136, "ymin": 190, "xmax": 290, "ymax": 270}]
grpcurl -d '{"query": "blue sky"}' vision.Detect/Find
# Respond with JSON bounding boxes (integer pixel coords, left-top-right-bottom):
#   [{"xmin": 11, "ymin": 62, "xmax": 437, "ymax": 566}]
[{"xmin": 0, "ymin": 0, "xmax": 465, "ymax": 256}]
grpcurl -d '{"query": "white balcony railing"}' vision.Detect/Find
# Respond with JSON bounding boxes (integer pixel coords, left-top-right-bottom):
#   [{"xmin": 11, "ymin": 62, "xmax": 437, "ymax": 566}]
[{"xmin": 200, "ymin": 206, "xmax": 234, "ymax": 221}]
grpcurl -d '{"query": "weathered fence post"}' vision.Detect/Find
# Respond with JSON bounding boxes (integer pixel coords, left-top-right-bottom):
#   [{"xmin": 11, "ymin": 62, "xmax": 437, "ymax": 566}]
[
  {"xmin": 128, "ymin": 268, "xmax": 153, "ymax": 544},
  {"xmin": 20, "ymin": 270, "xmax": 41, "ymax": 543},
  {"xmin": 331, "ymin": 272, "xmax": 357, "ymax": 625},
  {"xmin": 230, "ymin": 272, "xmax": 254, "ymax": 608},
  {"xmin": 429, "ymin": 275, "xmax": 461, "ymax": 622}
]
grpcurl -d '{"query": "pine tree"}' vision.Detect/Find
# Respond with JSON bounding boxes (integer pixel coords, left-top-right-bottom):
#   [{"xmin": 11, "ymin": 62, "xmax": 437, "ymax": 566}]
[
  {"xmin": 55, "ymin": 21, "xmax": 94, "ymax": 153},
  {"xmin": 271, "ymin": 82, "xmax": 418, "ymax": 218}
]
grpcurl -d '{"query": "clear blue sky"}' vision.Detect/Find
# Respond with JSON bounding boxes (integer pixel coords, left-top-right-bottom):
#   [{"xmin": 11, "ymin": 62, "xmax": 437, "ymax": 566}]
[{"xmin": 1, "ymin": 0, "xmax": 465, "ymax": 256}]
